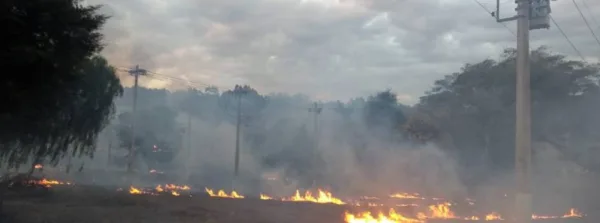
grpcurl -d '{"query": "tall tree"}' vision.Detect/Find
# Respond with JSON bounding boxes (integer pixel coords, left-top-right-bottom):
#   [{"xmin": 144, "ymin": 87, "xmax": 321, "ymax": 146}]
[
  {"xmin": 363, "ymin": 90, "xmax": 407, "ymax": 141},
  {"xmin": 418, "ymin": 47, "xmax": 600, "ymax": 175},
  {"xmin": 0, "ymin": 0, "xmax": 119, "ymax": 166}
]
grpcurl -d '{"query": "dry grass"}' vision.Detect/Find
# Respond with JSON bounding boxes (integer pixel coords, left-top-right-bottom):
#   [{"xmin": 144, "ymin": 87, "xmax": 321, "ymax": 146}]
[
  {"xmin": 2, "ymin": 185, "xmax": 347, "ymax": 223},
  {"xmin": 0, "ymin": 185, "xmax": 592, "ymax": 223}
]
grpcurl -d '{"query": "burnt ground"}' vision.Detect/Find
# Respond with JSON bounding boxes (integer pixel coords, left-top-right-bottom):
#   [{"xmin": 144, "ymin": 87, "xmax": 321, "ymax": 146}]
[
  {"xmin": 1, "ymin": 185, "xmax": 349, "ymax": 223},
  {"xmin": 0, "ymin": 185, "xmax": 595, "ymax": 223}
]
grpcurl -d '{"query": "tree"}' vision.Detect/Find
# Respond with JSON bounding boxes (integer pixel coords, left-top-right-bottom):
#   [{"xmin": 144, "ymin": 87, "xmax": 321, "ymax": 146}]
[
  {"xmin": 363, "ymin": 90, "xmax": 407, "ymax": 141},
  {"xmin": 0, "ymin": 0, "xmax": 117, "ymax": 166},
  {"xmin": 116, "ymin": 105, "xmax": 181, "ymax": 168},
  {"xmin": 418, "ymin": 47, "xmax": 600, "ymax": 175}
]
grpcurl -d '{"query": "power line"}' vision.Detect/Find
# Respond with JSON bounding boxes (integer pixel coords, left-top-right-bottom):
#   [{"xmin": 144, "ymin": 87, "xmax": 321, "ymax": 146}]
[
  {"xmin": 145, "ymin": 73, "xmax": 205, "ymax": 89},
  {"xmin": 549, "ymin": 15, "xmax": 587, "ymax": 62},
  {"xmin": 116, "ymin": 67, "xmax": 212, "ymax": 90},
  {"xmin": 580, "ymin": 0, "xmax": 600, "ymax": 31},
  {"xmin": 572, "ymin": 0, "xmax": 600, "ymax": 48},
  {"xmin": 472, "ymin": 0, "xmax": 516, "ymax": 36},
  {"xmin": 147, "ymin": 71, "xmax": 212, "ymax": 88}
]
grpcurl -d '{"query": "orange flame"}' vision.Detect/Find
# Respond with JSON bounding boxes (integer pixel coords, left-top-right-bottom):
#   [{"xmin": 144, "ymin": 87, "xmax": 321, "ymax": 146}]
[
  {"xmin": 282, "ymin": 189, "xmax": 345, "ymax": 205},
  {"xmin": 260, "ymin": 194, "xmax": 273, "ymax": 200},
  {"xmin": 344, "ymin": 209, "xmax": 423, "ymax": 223},
  {"xmin": 485, "ymin": 212, "xmax": 503, "ymax": 220},
  {"xmin": 205, "ymin": 188, "xmax": 244, "ymax": 199}
]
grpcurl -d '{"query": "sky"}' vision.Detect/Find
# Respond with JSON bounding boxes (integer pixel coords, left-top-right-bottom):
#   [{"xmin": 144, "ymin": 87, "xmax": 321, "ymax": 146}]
[{"xmin": 88, "ymin": 0, "xmax": 600, "ymax": 105}]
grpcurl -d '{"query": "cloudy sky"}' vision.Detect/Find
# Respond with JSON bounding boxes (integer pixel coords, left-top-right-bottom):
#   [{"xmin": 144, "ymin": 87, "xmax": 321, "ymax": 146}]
[{"xmin": 88, "ymin": 0, "xmax": 600, "ymax": 105}]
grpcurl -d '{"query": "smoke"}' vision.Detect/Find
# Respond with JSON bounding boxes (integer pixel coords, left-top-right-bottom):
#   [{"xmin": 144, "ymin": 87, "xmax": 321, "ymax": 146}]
[{"xmin": 23, "ymin": 86, "xmax": 599, "ymax": 221}]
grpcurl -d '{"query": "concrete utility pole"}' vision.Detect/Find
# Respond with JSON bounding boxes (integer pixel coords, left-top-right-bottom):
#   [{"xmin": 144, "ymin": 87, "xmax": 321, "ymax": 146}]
[
  {"xmin": 515, "ymin": 2, "xmax": 533, "ymax": 222},
  {"xmin": 127, "ymin": 65, "xmax": 147, "ymax": 173},
  {"xmin": 492, "ymin": 1, "xmax": 551, "ymax": 222}
]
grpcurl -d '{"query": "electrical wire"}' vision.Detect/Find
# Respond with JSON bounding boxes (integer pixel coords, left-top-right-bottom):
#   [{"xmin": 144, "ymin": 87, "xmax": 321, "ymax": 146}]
[
  {"xmin": 580, "ymin": 0, "xmax": 600, "ymax": 31},
  {"xmin": 572, "ymin": 0, "xmax": 600, "ymax": 48},
  {"xmin": 549, "ymin": 15, "xmax": 588, "ymax": 62},
  {"xmin": 472, "ymin": 0, "xmax": 516, "ymax": 37},
  {"xmin": 116, "ymin": 67, "xmax": 213, "ymax": 90}
]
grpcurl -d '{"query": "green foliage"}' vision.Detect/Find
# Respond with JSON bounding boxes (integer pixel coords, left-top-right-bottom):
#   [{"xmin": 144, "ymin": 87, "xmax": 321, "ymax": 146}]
[
  {"xmin": 418, "ymin": 46, "xmax": 600, "ymax": 172},
  {"xmin": 116, "ymin": 105, "xmax": 181, "ymax": 161},
  {"xmin": 0, "ymin": 0, "xmax": 120, "ymax": 166},
  {"xmin": 0, "ymin": 56, "xmax": 123, "ymax": 166},
  {"xmin": 363, "ymin": 90, "xmax": 407, "ymax": 140}
]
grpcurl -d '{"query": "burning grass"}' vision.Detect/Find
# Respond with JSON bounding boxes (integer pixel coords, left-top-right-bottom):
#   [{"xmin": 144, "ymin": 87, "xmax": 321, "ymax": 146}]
[{"xmin": 1, "ymin": 176, "xmax": 588, "ymax": 223}]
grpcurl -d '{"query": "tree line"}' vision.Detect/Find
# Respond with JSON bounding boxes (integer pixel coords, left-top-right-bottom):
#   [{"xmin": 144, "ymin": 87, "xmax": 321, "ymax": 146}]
[{"xmin": 2, "ymin": 0, "xmax": 600, "ymax": 190}]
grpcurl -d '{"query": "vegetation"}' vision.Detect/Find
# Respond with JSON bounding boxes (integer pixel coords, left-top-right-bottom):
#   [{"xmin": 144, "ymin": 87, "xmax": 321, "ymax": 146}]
[{"xmin": 0, "ymin": 0, "xmax": 123, "ymax": 167}]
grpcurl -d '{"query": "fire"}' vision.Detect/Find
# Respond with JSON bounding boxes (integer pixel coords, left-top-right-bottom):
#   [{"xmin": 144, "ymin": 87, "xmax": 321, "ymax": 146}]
[
  {"xmin": 260, "ymin": 194, "xmax": 273, "ymax": 200},
  {"xmin": 532, "ymin": 208, "xmax": 583, "ymax": 219},
  {"xmin": 282, "ymin": 189, "xmax": 346, "ymax": 205},
  {"xmin": 164, "ymin": 184, "xmax": 190, "ymax": 191},
  {"xmin": 34, "ymin": 164, "xmax": 43, "ymax": 169},
  {"xmin": 129, "ymin": 186, "xmax": 143, "ymax": 194},
  {"xmin": 418, "ymin": 202, "xmax": 456, "ymax": 219},
  {"xmin": 205, "ymin": 188, "xmax": 244, "ymax": 199},
  {"xmin": 32, "ymin": 178, "xmax": 71, "ymax": 188},
  {"xmin": 464, "ymin": 216, "xmax": 480, "ymax": 220},
  {"xmin": 389, "ymin": 193, "xmax": 424, "ymax": 200},
  {"xmin": 344, "ymin": 209, "xmax": 423, "ymax": 223},
  {"xmin": 485, "ymin": 212, "xmax": 503, "ymax": 220},
  {"xmin": 125, "ymin": 184, "xmax": 188, "ymax": 197},
  {"xmin": 563, "ymin": 208, "xmax": 583, "ymax": 218}
]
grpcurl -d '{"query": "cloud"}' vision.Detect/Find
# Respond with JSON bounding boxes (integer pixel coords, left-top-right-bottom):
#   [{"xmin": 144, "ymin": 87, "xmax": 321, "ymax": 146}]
[{"xmin": 90, "ymin": 0, "xmax": 600, "ymax": 105}]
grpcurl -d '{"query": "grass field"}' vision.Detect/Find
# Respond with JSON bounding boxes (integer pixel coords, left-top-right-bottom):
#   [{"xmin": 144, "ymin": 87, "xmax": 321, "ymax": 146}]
[{"xmin": 0, "ymin": 184, "xmax": 594, "ymax": 223}]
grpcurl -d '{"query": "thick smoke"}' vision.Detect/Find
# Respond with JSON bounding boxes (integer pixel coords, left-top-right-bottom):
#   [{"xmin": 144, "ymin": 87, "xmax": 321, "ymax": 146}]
[{"xmin": 21, "ymin": 84, "xmax": 599, "ymax": 219}]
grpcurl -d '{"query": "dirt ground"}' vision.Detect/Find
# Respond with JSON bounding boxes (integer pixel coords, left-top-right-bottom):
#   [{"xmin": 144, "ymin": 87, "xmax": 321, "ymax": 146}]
[
  {"xmin": 1, "ymin": 185, "xmax": 350, "ymax": 223},
  {"xmin": 0, "ymin": 185, "xmax": 592, "ymax": 223}
]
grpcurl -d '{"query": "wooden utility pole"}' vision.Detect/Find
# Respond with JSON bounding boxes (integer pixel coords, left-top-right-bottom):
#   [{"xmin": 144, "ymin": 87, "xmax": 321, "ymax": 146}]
[{"xmin": 127, "ymin": 65, "xmax": 147, "ymax": 173}]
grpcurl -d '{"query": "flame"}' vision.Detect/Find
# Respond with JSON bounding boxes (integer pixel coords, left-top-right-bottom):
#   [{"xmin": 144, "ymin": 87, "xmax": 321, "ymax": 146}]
[
  {"xmin": 418, "ymin": 202, "xmax": 456, "ymax": 219},
  {"xmin": 389, "ymin": 193, "xmax": 424, "ymax": 200},
  {"xmin": 463, "ymin": 216, "xmax": 479, "ymax": 220},
  {"xmin": 164, "ymin": 184, "xmax": 190, "ymax": 191},
  {"xmin": 485, "ymin": 212, "xmax": 503, "ymax": 220},
  {"xmin": 282, "ymin": 189, "xmax": 346, "ymax": 205},
  {"xmin": 344, "ymin": 209, "xmax": 423, "ymax": 223},
  {"xmin": 32, "ymin": 178, "xmax": 71, "ymax": 188},
  {"xmin": 126, "ymin": 185, "xmax": 186, "ymax": 197},
  {"xmin": 563, "ymin": 208, "xmax": 583, "ymax": 218},
  {"xmin": 205, "ymin": 188, "xmax": 244, "ymax": 199},
  {"xmin": 260, "ymin": 194, "xmax": 273, "ymax": 200},
  {"xmin": 34, "ymin": 164, "xmax": 43, "ymax": 169},
  {"xmin": 129, "ymin": 186, "xmax": 143, "ymax": 194},
  {"xmin": 532, "ymin": 208, "xmax": 584, "ymax": 219}
]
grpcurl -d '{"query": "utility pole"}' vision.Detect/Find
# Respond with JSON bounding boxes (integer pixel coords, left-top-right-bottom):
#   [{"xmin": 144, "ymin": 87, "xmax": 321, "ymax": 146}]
[
  {"xmin": 187, "ymin": 114, "xmax": 192, "ymax": 162},
  {"xmin": 233, "ymin": 87, "xmax": 247, "ymax": 180},
  {"xmin": 308, "ymin": 102, "xmax": 322, "ymax": 187},
  {"xmin": 492, "ymin": 1, "xmax": 551, "ymax": 222},
  {"xmin": 308, "ymin": 102, "xmax": 323, "ymax": 149},
  {"xmin": 127, "ymin": 65, "xmax": 147, "ymax": 173},
  {"xmin": 515, "ymin": 2, "xmax": 532, "ymax": 222},
  {"xmin": 108, "ymin": 128, "xmax": 112, "ymax": 168}
]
